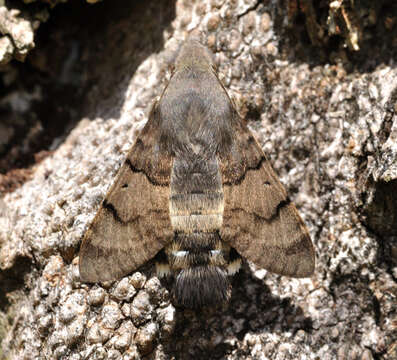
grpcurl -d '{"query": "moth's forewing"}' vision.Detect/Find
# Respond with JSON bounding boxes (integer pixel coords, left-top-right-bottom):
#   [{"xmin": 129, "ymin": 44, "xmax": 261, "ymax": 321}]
[
  {"xmin": 218, "ymin": 115, "xmax": 315, "ymax": 277},
  {"xmin": 79, "ymin": 105, "xmax": 174, "ymax": 283}
]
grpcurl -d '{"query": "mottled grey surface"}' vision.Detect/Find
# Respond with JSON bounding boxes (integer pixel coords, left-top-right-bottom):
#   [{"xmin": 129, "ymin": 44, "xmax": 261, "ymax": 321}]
[
  {"xmin": 0, "ymin": 0, "xmax": 105, "ymax": 65},
  {"xmin": 0, "ymin": 0, "xmax": 396, "ymax": 359},
  {"xmin": 0, "ymin": 2, "xmax": 39, "ymax": 65}
]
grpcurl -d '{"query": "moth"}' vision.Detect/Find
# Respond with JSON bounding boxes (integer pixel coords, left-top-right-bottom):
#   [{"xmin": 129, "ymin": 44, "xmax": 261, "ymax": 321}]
[{"xmin": 79, "ymin": 40, "xmax": 315, "ymax": 308}]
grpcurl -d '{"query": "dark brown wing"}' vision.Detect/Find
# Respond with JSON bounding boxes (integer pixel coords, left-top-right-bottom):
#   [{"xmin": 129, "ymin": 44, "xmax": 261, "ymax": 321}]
[
  {"xmin": 219, "ymin": 117, "xmax": 315, "ymax": 277},
  {"xmin": 79, "ymin": 104, "xmax": 173, "ymax": 282}
]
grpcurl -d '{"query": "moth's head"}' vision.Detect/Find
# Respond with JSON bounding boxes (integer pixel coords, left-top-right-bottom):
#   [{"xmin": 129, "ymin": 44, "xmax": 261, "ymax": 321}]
[{"xmin": 175, "ymin": 40, "xmax": 216, "ymax": 73}]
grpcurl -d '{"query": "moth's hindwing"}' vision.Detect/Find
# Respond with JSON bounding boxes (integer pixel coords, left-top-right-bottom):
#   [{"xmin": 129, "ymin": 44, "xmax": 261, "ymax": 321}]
[
  {"xmin": 79, "ymin": 105, "xmax": 174, "ymax": 283},
  {"xmin": 218, "ymin": 116, "xmax": 315, "ymax": 277}
]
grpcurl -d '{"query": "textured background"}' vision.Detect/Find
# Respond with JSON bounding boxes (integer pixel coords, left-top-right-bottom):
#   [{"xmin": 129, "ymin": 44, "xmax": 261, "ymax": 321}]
[{"xmin": 0, "ymin": 0, "xmax": 396, "ymax": 359}]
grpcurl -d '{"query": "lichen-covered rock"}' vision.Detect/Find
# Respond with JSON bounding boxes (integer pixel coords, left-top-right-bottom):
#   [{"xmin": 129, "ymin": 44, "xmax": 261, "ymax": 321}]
[
  {"xmin": 0, "ymin": 0, "xmax": 101, "ymax": 66},
  {"xmin": 0, "ymin": 6, "xmax": 35, "ymax": 63},
  {"xmin": 0, "ymin": 35, "xmax": 13, "ymax": 65},
  {"xmin": 0, "ymin": 0, "xmax": 396, "ymax": 359}
]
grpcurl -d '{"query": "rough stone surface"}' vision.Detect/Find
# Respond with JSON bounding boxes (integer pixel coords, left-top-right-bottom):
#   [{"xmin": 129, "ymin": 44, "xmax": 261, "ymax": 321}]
[
  {"xmin": 0, "ymin": 4, "xmax": 36, "ymax": 64},
  {"xmin": 0, "ymin": 0, "xmax": 396, "ymax": 359},
  {"xmin": 0, "ymin": 0, "xmax": 105, "ymax": 65}
]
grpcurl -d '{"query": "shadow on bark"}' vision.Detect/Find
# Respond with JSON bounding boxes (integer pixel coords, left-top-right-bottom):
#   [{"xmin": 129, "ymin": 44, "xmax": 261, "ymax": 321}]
[
  {"xmin": 161, "ymin": 264, "xmax": 313, "ymax": 359},
  {"xmin": 0, "ymin": 0, "xmax": 176, "ymax": 191}
]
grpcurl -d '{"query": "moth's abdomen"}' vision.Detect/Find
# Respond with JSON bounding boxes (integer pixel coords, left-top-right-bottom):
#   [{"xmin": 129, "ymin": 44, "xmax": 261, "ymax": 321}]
[
  {"xmin": 159, "ymin": 155, "xmax": 240, "ymax": 308},
  {"xmin": 169, "ymin": 156, "xmax": 224, "ymax": 235},
  {"xmin": 170, "ymin": 232, "xmax": 226, "ymax": 269}
]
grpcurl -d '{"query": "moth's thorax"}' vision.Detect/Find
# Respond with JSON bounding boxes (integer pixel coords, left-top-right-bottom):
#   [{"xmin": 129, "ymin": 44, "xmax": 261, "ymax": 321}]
[{"xmin": 158, "ymin": 67, "xmax": 234, "ymax": 157}]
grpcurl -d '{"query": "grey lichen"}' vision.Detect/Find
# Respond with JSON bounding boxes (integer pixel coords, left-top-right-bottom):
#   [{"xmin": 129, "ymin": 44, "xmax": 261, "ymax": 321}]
[{"xmin": 0, "ymin": 6, "xmax": 35, "ymax": 64}]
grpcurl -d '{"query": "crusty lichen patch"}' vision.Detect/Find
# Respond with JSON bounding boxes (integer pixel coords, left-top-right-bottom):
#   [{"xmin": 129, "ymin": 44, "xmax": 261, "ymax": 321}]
[{"xmin": 0, "ymin": 6, "xmax": 35, "ymax": 64}]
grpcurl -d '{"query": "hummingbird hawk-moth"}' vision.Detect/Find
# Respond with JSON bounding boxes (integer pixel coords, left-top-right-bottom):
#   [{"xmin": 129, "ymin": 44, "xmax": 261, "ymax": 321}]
[{"xmin": 79, "ymin": 40, "xmax": 315, "ymax": 308}]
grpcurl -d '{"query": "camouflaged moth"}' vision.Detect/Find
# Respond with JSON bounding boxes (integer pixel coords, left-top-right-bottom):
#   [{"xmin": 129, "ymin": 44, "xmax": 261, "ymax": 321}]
[{"xmin": 79, "ymin": 40, "xmax": 315, "ymax": 308}]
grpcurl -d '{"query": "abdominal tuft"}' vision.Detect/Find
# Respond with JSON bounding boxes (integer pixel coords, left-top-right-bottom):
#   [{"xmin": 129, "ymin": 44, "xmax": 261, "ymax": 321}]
[{"xmin": 173, "ymin": 266, "xmax": 230, "ymax": 308}]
